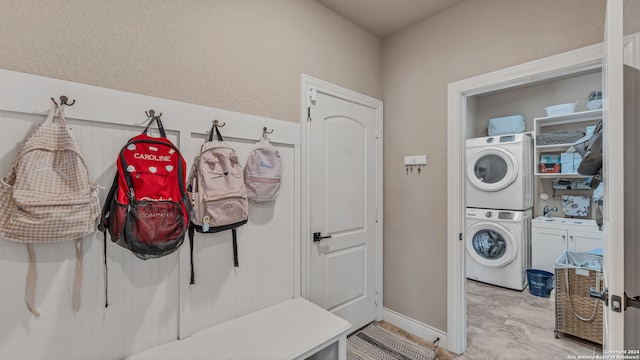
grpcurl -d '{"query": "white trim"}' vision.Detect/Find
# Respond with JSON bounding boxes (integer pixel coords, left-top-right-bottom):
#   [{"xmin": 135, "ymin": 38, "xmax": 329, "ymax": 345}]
[
  {"xmin": 603, "ymin": 0, "xmax": 625, "ymax": 350},
  {"xmin": 300, "ymin": 74, "xmax": 384, "ymax": 321},
  {"xmin": 447, "ymin": 44, "xmax": 605, "ymax": 355},
  {"xmin": 383, "ymin": 307, "xmax": 448, "ymax": 350},
  {"xmin": 293, "ymin": 144, "xmax": 303, "ymax": 298}
]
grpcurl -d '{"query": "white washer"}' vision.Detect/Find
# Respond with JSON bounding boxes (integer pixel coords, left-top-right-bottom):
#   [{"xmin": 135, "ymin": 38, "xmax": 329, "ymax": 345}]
[
  {"xmin": 466, "ymin": 133, "xmax": 533, "ymax": 210},
  {"xmin": 466, "ymin": 207, "xmax": 531, "ymax": 291}
]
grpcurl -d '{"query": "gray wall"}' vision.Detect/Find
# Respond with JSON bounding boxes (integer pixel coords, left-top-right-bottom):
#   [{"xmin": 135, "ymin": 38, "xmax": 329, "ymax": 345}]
[
  {"xmin": 380, "ymin": 0, "xmax": 639, "ymax": 332},
  {"xmin": 0, "ymin": 0, "xmax": 382, "ymax": 123},
  {"xmin": 3, "ymin": 0, "xmax": 640, "ymax": 340}
]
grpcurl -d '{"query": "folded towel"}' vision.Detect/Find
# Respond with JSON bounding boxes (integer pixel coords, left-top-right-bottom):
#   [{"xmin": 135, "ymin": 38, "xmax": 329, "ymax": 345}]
[
  {"xmin": 561, "ymin": 195, "xmax": 591, "ymax": 217},
  {"xmin": 488, "ymin": 115, "xmax": 525, "ymax": 136}
]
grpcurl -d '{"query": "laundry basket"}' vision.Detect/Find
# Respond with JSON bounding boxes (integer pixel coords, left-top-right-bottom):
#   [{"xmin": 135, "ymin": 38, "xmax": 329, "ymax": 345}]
[{"xmin": 554, "ymin": 250, "xmax": 603, "ymax": 344}]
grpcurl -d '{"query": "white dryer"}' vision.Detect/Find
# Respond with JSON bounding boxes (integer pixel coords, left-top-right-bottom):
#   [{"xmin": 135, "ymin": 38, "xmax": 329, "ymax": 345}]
[
  {"xmin": 466, "ymin": 133, "xmax": 533, "ymax": 210},
  {"xmin": 466, "ymin": 207, "xmax": 531, "ymax": 291}
]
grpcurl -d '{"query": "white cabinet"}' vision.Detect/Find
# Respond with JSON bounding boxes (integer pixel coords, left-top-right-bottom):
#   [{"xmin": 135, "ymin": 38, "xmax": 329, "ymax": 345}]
[
  {"xmin": 531, "ymin": 227, "xmax": 568, "ymax": 273},
  {"xmin": 531, "ymin": 218, "xmax": 602, "ymax": 273},
  {"xmin": 533, "ymin": 110, "xmax": 601, "ymax": 178}
]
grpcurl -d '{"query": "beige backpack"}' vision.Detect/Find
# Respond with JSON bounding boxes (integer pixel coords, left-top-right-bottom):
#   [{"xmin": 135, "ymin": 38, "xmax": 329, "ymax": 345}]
[
  {"xmin": 0, "ymin": 101, "xmax": 100, "ymax": 316},
  {"xmin": 187, "ymin": 123, "xmax": 248, "ymax": 283}
]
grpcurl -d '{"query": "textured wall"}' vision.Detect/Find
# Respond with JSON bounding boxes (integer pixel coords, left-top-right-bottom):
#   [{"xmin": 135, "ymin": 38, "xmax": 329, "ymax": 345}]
[
  {"xmin": 4, "ymin": 0, "xmax": 640, "ymax": 341},
  {"xmin": 0, "ymin": 0, "xmax": 382, "ymax": 123},
  {"xmin": 381, "ymin": 0, "xmax": 616, "ymax": 332}
]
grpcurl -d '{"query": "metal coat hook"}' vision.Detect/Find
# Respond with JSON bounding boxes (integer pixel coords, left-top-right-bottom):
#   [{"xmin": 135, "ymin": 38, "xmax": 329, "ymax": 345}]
[
  {"xmin": 145, "ymin": 109, "xmax": 162, "ymax": 119},
  {"xmin": 50, "ymin": 95, "xmax": 76, "ymax": 107},
  {"xmin": 134, "ymin": 109, "xmax": 162, "ymax": 126},
  {"xmin": 262, "ymin": 126, "xmax": 273, "ymax": 139},
  {"xmin": 60, "ymin": 95, "xmax": 75, "ymax": 106},
  {"xmin": 213, "ymin": 119, "xmax": 226, "ymax": 127}
]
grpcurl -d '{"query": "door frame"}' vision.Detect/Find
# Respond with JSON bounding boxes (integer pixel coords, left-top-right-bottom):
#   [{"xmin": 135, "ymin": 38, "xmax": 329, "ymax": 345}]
[
  {"xmin": 446, "ymin": 44, "xmax": 604, "ymax": 354},
  {"xmin": 300, "ymin": 74, "xmax": 384, "ymax": 322}
]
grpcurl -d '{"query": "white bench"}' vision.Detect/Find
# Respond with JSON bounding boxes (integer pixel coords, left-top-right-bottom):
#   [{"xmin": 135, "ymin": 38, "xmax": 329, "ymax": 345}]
[{"xmin": 125, "ymin": 298, "xmax": 352, "ymax": 360}]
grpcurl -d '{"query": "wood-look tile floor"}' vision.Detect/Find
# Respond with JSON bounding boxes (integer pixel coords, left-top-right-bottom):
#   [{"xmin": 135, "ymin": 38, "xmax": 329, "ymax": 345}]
[{"xmin": 454, "ymin": 279, "xmax": 602, "ymax": 360}]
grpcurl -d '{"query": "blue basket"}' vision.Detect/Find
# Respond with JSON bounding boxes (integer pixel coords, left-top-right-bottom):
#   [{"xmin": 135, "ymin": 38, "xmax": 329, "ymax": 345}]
[{"xmin": 526, "ymin": 269, "xmax": 554, "ymax": 298}]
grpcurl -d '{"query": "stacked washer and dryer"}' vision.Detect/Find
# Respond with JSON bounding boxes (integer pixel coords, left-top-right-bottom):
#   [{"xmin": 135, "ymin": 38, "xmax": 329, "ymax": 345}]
[{"xmin": 465, "ymin": 133, "xmax": 533, "ymax": 291}]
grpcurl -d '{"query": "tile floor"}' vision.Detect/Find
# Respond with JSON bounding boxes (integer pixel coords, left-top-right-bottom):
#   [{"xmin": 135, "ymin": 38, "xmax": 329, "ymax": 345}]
[{"xmin": 456, "ymin": 279, "xmax": 602, "ymax": 360}]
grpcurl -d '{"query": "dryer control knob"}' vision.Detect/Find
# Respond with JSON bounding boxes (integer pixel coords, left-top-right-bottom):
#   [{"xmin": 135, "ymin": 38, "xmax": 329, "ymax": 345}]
[{"xmin": 485, "ymin": 211, "xmax": 493, "ymax": 218}]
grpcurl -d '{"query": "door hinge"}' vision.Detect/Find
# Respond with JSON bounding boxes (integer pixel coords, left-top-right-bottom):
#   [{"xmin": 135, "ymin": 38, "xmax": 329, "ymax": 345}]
[
  {"xmin": 375, "ymin": 129, "xmax": 379, "ymax": 139},
  {"xmin": 375, "ymin": 291, "xmax": 379, "ymax": 306},
  {"xmin": 459, "ymin": 233, "xmax": 463, "ymax": 241},
  {"xmin": 308, "ymin": 88, "xmax": 317, "ymax": 103},
  {"xmin": 375, "ymin": 208, "xmax": 379, "ymax": 223},
  {"xmin": 307, "ymin": 88, "xmax": 316, "ymax": 121}
]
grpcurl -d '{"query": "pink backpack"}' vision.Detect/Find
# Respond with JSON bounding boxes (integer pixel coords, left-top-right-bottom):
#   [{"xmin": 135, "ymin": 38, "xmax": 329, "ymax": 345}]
[
  {"xmin": 187, "ymin": 123, "xmax": 248, "ymax": 283},
  {"xmin": 244, "ymin": 134, "xmax": 282, "ymax": 203}
]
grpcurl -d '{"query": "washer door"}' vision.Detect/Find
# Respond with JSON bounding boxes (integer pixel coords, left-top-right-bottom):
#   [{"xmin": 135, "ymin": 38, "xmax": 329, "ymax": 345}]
[
  {"xmin": 467, "ymin": 147, "xmax": 518, "ymax": 192},
  {"xmin": 466, "ymin": 222, "xmax": 517, "ymax": 268}
]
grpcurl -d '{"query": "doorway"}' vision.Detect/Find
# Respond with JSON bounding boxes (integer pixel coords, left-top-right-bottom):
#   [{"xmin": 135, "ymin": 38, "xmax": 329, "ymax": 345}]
[
  {"xmin": 446, "ymin": 44, "xmax": 605, "ymax": 354},
  {"xmin": 301, "ymin": 75, "xmax": 384, "ymax": 331}
]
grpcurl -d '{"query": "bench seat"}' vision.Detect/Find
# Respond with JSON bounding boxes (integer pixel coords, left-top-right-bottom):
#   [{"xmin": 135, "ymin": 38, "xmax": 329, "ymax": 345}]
[{"xmin": 125, "ymin": 297, "xmax": 352, "ymax": 360}]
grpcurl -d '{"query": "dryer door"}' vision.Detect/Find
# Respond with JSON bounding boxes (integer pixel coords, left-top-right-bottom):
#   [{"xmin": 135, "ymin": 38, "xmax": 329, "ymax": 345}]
[
  {"xmin": 467, "ymin": 147, "xmax": 518, "ymax": 192},
  {"xmin": 466, "ymin": 221, "xmax": 517, "ymax": 268}
]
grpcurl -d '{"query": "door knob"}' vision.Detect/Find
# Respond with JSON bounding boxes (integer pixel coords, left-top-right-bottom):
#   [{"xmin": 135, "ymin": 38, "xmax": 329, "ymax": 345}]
[
  {"xmin": 623, "ymin": 293, "xmax": 640, "ymax": 310},
  {"xmin": 313, "ymin": 232, "xmax": 332, "ymax": 242}
]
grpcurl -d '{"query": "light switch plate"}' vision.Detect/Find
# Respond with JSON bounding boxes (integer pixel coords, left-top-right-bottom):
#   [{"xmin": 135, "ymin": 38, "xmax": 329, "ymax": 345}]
[{"xmin": 404, "ymin": 155, "xmax": 427, "ymax": 165}]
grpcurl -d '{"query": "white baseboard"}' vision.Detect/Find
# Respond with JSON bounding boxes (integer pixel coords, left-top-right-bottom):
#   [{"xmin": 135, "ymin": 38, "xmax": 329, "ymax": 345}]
[{"xmin": 382, "ymin": 307, "xmax": 448, "ymax": 350}]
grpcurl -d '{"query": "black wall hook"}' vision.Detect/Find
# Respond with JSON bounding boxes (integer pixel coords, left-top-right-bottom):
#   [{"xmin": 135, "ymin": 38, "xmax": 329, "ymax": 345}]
[
  {"xmin": 50, "ymin": 96, "xmax": 76, "ymax": 106},
  {"xmin": 262, "ymin": 126, "xmax": 273, "ymax": 140},
  {"xmin": 145, "ymin": 109, "xmax": 162, "ymax": 119},
  {"xmin": 59, "ymin": 95, "xmax": 75, "ymax": 106}
]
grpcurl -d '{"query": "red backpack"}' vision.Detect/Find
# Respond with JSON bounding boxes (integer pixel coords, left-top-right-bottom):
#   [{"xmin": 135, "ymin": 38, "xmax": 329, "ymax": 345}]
[
  {"xmin": 99, "ymin": 115, "xmax": 190, "ymax": 305},
  {"xmin": 100, "ymin": 115, "xmax": 190, "ymax": 259}
]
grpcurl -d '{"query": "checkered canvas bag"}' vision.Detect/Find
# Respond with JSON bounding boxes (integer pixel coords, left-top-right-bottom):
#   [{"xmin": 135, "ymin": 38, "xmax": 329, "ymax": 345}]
[{"xmin": 0, "ymin": 102, "xmax": 100, "ymax": 317}]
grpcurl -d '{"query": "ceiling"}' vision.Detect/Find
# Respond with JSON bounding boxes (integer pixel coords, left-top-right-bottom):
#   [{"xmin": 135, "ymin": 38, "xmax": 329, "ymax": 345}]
[{"xmin": 316, "ymin": 0, "xmax": 465, "ymax": 39}]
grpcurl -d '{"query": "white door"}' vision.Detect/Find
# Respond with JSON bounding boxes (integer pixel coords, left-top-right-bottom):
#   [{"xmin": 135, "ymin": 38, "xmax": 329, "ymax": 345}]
[
  {"xmin": 303, "ymin": 77, "xmax": 382, "ymax": 331},
  {"xmin": 602, "ymin": 0, "xmax": 626, "ymax": 349},
  {"xmin": 531, "ymin": 227, "xmax": 568, "ymax": 273},
  {"xmin": 601, "ymin": 0, "xmax": 640, "ymax": 349},
  {"xmin": 569, "ymin": 230, "xmax": 602, "ymax": 254}
]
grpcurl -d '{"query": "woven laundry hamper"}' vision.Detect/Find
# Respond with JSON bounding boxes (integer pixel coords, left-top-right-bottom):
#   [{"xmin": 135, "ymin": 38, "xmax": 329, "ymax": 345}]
[{"xmin": 554, "ymin": 250, "xmax": 603, "ymax": 345}]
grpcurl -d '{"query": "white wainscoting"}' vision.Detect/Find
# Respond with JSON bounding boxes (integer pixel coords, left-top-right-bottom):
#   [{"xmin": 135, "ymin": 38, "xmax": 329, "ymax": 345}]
[{"xmin": 0, "ymin": 69, "xmax": 301, "ymax": 360}]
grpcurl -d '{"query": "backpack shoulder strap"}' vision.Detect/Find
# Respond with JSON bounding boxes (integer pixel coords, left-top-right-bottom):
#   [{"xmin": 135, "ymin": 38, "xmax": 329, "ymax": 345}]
[
  {"xmin": 99, "ymin": 173, "xmax": 119, "ymax": 232},
  {"xmin": 98, "ymin": 173, "xmax": 118, "ymax": 309},
  {"xmin": 209, "ymin": 123, "xmax": 224, "ymax": 142},
  {"xmin": 142, "ymin": 116, "xmax": 167, "ymax": 138},
  {"xmin": 232, "ymin": 228, "xmax": 239, "ymax": 268},
  {"xmin": 189, "ymin": 225, "xmax": 196, "ymax": 284}
]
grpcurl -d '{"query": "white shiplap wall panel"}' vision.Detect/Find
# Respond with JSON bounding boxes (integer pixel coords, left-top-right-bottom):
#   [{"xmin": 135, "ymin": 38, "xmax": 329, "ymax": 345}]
[
  {"xmin": 0, "ymin": 69, "xmax": 301, "ymax": 360},
  {"xmin": 187, "ymin": 135, "xmax": 296, "ymax": 333}
]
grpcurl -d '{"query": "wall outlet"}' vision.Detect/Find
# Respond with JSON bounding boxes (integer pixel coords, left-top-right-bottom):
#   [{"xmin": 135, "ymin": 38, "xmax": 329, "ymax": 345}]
[{"xmin": 404, "ymin": 155, "xmax": 427, "ymax": 165}]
